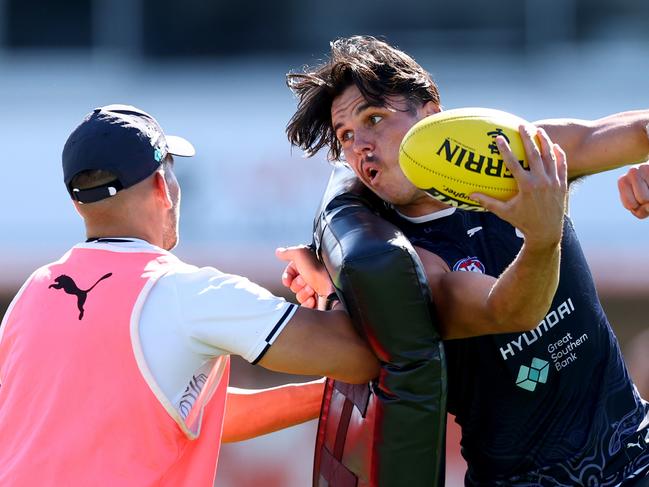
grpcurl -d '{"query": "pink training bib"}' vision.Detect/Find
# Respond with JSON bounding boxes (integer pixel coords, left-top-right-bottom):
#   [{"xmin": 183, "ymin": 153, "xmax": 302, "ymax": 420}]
[{"xmin": 0, "ymin": 247, "xmax": 230, "ymax": 486}]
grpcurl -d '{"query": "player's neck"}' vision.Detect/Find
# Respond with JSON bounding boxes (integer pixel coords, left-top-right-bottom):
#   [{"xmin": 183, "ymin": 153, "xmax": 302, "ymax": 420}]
[
  {"xmin": 394, "ymin": 195, "xmax": 450, "ymax": 218},
  {"xmin": 84, "ymin": 220, "xmax": 164, "ymax": 249}
]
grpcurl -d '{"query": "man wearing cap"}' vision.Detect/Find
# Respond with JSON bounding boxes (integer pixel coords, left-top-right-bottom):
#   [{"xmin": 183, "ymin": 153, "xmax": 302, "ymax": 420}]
[{"xmin": 0, "ymin": 105, "xmax": 378, "ymax": 486}]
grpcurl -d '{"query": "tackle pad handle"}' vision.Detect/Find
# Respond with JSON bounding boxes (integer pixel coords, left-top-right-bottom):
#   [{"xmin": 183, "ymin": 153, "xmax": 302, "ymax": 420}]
[{"xmin": 312, "ymin": 166, "xmax": 447, "ymax": 487}]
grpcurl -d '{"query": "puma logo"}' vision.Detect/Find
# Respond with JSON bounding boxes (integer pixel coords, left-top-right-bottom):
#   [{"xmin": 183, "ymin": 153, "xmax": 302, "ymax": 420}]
[
  {"xmin": 49, "ymin": 273, "xmax": 113, "ymax": 320},
  {"xmin": 627, "ymin": 438, "xmax": 643, "ymax": 451},
  {"xmin": 626, "ymin": 430, "xmax": 649, "ymax": 451}
]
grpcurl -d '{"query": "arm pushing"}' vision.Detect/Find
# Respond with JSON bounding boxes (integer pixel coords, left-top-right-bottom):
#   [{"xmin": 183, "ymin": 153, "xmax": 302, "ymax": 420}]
[{"xmin": 222, "ymin": 379, "xmax": 325, "ymax": 443}]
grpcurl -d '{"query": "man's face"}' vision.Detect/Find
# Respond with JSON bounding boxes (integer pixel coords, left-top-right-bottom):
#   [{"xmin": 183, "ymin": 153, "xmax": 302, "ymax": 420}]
[{"xmin": 331, "ymin": 85, "xmax": 441, "ymax": 214}]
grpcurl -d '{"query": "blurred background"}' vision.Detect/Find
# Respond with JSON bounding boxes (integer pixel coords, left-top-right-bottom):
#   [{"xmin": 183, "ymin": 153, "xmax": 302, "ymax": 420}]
[{"xmin": 0, "ymin": 0, "xmax": 648, "ymax": 485}]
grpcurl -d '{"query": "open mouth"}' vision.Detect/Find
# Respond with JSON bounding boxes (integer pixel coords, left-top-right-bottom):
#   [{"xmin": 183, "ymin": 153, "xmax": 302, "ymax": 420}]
[{"xmin": 362, "ymin": 161, "xmax": 380, "ymax": 183}]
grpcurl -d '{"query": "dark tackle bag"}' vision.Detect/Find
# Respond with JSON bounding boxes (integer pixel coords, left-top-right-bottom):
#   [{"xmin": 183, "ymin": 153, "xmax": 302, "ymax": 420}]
[{"xmin": 311, "ymin": 165, "xmax": 448, "ymax": 487}]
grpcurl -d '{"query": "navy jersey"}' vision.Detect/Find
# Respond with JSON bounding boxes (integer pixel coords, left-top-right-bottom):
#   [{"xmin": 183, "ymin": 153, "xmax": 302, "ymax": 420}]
[{"xmin": 392, "ymin": 208, "xmax": 649, "ymax": 486}]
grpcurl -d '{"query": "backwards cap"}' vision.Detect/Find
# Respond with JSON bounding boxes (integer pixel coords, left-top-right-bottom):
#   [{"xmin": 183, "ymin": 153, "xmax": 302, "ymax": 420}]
[{"xmin": 62, "ymin": 104, "xmax": 195, "ymax": 203}]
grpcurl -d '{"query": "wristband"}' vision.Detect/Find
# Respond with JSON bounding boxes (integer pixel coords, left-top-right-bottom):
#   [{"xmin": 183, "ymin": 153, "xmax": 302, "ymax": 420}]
[{"xmin": 318, "ymin": 292, "xmax": 340, "ymax": 310}]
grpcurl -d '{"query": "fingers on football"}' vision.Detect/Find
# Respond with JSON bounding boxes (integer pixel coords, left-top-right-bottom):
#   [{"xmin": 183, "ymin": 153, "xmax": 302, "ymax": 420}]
[
  {"xmin": 536, "ymin": 128, "xmax": 558, "ymax": 177},
  {"xmin": 470, "ymin": 192, "xmax": 506, "ymax": 216},
  {"xmin": 497, "ymin": 134, "xmax": 527, "ymax": 183},
  {"xmin": 518, "ymin": 125, "xmax": 543, "ymax": 177},
  {"xmin": 552, "ymin": 143, "xmax": 568, "ymax": 191}
]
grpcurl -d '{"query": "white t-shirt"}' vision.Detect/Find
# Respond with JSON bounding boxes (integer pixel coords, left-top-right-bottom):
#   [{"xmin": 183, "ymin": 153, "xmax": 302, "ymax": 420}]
[{"xmin": 75, "ymin": 238, "xmax": 297, "ymax": 418}]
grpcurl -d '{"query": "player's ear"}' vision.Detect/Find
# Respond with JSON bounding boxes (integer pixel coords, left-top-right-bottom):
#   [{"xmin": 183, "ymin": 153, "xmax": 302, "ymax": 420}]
[
  {"xmin": 421, "ymin": 101, "xmax": 441, "ymax": 117},
  {"xmin": 71, "ymin": 200, "xmax": 83, "ymax": 216},
  {"xmin": 153, "ymin": 171, "xmax": 173, "ymax": 209}
]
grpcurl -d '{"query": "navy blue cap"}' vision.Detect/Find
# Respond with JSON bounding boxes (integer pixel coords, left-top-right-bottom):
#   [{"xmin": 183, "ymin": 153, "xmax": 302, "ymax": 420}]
[{"xmin": 62, "ymin": 104, "xmax": 195, "ymax": 204}]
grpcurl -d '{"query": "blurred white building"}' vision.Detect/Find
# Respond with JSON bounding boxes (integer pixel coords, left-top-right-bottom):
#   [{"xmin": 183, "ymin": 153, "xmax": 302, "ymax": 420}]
[{"xmin": 1, "ymin": 43, "xmax": 648, "ymax": 294}]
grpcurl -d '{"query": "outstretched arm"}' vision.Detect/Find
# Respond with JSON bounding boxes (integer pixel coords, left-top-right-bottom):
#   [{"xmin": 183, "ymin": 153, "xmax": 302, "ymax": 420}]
[
  {"xmin": 222, "ymin": 379, "xmax": 325, "ymax": 443},
  {"xmin": 537, "ymin": 110, "xmax": 649, "ymax": 179},
  {"xmin": 260, "ymin": 246, "xmax": 378, "ymax": 383},
  {"xmin": 257, "ymin": 304, "xmax": 377, "ymax": 383}
]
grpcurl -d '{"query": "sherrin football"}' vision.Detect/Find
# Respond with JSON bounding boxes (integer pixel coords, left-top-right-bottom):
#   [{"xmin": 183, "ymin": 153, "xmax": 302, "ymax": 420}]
[{"xmin": 399, "ymin": 107, "xmax": 533, "ymax": 211}]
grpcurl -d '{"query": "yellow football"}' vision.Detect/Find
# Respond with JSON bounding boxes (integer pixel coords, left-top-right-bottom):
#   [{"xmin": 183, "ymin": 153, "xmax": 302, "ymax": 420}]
[{"xmin": 399, "ymin": 107, "xmax": 533, "ymax": 211}]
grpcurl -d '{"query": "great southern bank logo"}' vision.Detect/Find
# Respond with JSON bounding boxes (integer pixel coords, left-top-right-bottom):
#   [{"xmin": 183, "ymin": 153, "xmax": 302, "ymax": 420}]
[{"xmin": 515, "ymin": 358, "xmax": 549, "ymax": 392}]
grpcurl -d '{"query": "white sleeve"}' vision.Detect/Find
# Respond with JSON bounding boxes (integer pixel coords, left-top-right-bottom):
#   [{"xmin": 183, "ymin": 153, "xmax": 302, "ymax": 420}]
[{"xmin": 170, "ymin": 265, "xmax": 298, "ymax": 364}]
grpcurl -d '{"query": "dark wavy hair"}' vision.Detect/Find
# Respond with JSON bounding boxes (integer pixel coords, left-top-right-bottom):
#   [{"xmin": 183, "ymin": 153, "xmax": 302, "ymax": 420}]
[{"xmin": 286, "ymin": 35, "xmax": 441, "ymax": 161}]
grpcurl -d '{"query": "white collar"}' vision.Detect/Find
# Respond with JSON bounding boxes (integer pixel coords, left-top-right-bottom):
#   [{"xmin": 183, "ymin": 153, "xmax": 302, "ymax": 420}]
[{"xmin": 394, "ymin": 206, "xmax": 457, "ymax": 223}]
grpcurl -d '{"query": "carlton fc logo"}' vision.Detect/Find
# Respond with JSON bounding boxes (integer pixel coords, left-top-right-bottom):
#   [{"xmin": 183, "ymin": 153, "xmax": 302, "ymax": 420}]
[
  {"xmin": 487, "ymin": 128, "xmax": 510, "ymax": 154},
  {"xmin": 453, "ymin": 256, "xmax": 486, "ymax": 273}
]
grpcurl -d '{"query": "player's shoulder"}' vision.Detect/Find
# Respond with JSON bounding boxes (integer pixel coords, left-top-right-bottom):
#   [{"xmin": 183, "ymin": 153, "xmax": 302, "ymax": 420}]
[
  {"xmin": 158, "ymin": 262, "xmax": 280, "ymax": 304},
  {"xmin": 158, "ymin": 262, "xmax": 225, "ymax": 290},
  {"xmin": 26, "ymin": 252, "xmax": 78, "ymax": 286}
]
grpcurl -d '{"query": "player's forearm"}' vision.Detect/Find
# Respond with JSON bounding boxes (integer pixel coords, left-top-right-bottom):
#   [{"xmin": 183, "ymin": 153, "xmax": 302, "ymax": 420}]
[
  {"xmin": 538, "ymin": 111, "xmax": 649, "ymax": 179},
  {"xmin": 487, "ymin": 241, "xmax": 561, "ymax": 333},
  {"xmin": 317, "ymin": 310, "xmax": 380, "ymax": 384},
  {"xmin": 222, "ymin": 379, "xmax": 325, "ymax": 443},
  {"xmin": 257, "ymin": 306, "xmax": 379, "ymax": 384}
]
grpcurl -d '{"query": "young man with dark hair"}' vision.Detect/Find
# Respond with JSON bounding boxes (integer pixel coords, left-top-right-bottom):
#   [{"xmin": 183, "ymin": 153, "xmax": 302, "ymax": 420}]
[
  {"xmin": 0, "ymin": 104, "xmax": 379, "ymax": 486},
  {"xmin": 279, "ymin": 36, "xmax": 649, "ymax": 485}
]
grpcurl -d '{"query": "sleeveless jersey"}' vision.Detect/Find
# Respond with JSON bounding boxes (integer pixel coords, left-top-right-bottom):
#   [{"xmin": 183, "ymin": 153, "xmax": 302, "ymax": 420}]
[
  {"xmin": 393, "ymin": 208, "xmax": 649, "ymax": 486},
  {"xmin": 0, "ymin": 247, "xmax": 229, "ymax": 486}
]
